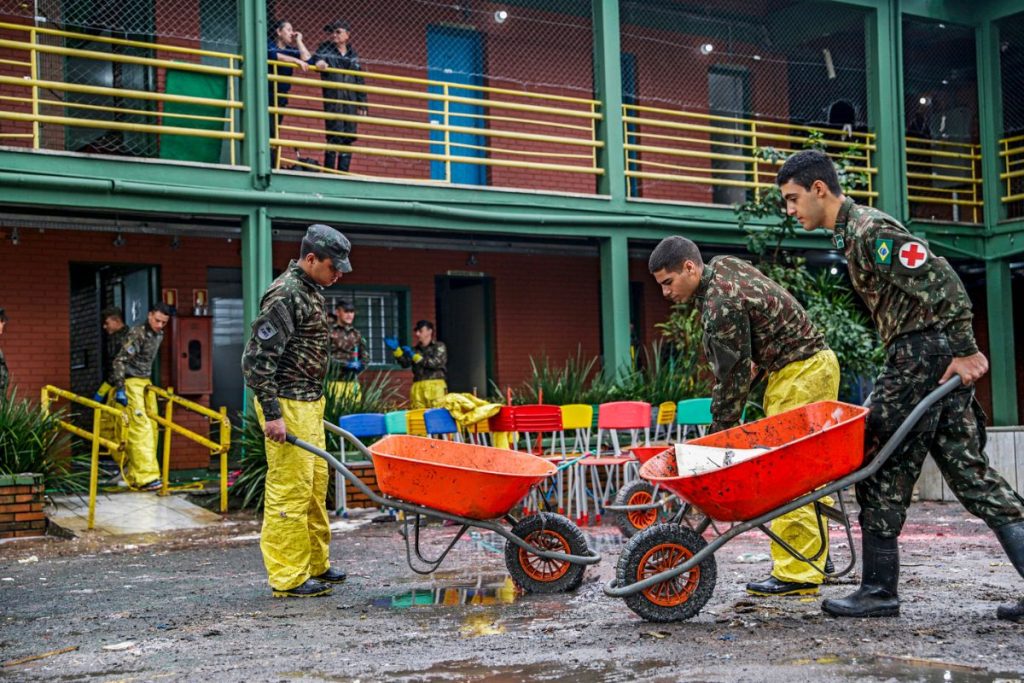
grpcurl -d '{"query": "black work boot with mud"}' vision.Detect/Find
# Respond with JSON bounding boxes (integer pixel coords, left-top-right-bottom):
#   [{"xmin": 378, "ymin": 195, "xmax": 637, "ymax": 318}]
[
  {"xmin": 314, "ymin": 566, "xmax": 348, "ymax": 584},
  {"xmin": 822, "ymin": 531, "xmax": 900, "ymax": 617},
  {"xmin": 746, "ymin": 576, "xmax": 819, "ymax": 596},
  {"xmin": 272, "ymin": 578, "xmax": 333, "ymax": 599},
  {"xmin": 994, "ymin": 520, "xmax": 1024, "ymax": 622}
]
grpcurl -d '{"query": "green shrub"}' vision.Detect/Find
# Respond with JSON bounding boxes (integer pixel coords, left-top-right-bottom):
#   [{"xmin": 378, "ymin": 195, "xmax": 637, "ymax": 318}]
[{"xmin": 0, "ymin": 390, "xmax": 83, "ymax": 493}]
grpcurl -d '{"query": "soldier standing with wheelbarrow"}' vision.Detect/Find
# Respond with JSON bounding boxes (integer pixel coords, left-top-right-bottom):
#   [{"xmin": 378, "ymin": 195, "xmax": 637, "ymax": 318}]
[
  {"xmin": 777, "ymin": 149, "xmax": 1024, "ymax": 621},
  {"xmin": 649, "ymin": 236, "xmax": 841, "ymax": 597}
]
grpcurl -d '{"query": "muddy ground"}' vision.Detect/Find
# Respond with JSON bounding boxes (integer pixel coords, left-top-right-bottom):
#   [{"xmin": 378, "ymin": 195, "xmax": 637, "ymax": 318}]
[{"xmin": 1, "ymin": 501, "xmax": 1022, "ymax": 682}]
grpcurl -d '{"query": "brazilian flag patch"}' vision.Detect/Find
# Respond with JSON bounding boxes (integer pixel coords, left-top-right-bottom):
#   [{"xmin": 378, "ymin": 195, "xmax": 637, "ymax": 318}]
[{"xmin": 874, "ymin": 238, "xmax": 893, "ymax": 265}]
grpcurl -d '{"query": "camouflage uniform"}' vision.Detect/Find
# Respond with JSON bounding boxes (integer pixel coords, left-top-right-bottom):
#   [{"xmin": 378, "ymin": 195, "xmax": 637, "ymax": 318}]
[
  {"xmin": 330, "ymin": 323, "xmax": 364, "ymax": 381},
  {"xmin": 397, "ymin": 340, "xmax": 447, "ymax": 382},
  {"xmin": 241, "ymin": 260, "xmax": 330, "ymax": 421},
  {"xmin": 694, "ymin": 255, "xmax": 829, "ymax": 433},
  {"xmin": 104, "ymin": 326, "xmax": 130, "ymax": 387},
  {"xmin": 833, "ymin": 198, "xmax": 1024, "ymax": 538},
  {"xmin": 111, "ymin": 324, "xmax": 163, "ymax": 389}
]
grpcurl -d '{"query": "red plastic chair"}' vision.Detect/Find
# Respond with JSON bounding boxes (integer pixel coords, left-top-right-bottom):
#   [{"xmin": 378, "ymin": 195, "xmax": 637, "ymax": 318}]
[{"xmin": 577, "ymin": 401, "xmax": 651, "ymax": 525}]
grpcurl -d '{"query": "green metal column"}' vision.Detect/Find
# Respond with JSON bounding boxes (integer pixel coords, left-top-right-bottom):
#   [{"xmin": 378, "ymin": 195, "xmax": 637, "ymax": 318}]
[
  {"xmin": 240, "ymin": 0, "xmax": 270, "ymax": 187},
  {"xmin": 242, "ymin": 207, "xmax": 273, "ymax": 329},
  {"xmin": 984, "ymin": 259, "xmax": 1017, "ymax": 426},
  {"xmin": 593, "ymin": 0, "xmax": 625, "ymax": 204},
  {"xmin": 977, "ymin": 20, "xmax": 1006, "ymax": 228},
  {"xmin": 600, "ymin": 233, "xmax": 631, "ymax": 380},
  {"xmin": 865, "ymin": 2, "xmax": 907, "ymax": 219}
]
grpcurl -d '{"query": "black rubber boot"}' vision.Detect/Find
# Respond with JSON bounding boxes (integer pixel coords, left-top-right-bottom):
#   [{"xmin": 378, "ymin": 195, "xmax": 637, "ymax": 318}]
[
  {"xmin": 746, "ymin": 576, "xmax": 819, "ymax": 596},
  {"xmin": 994, "ymin": 521, "xmax": 1024, "ymax": 622},
  {"xmin": 338, "ymin": 153, "xmax": 352, "ymax": 173},
  {"xmin": 324, "ymin": 152, "xmax": 337, "ymax": 171},
  {"xmin": 272, "ymin": 578, "xmax": 332, "ymax": 598},
  {"xmin": 314, "ymin": 566, "xmax": 348, "ymax": 584},
  {"xmin": 822, "ymin": 531, "xmax": 900, "ymax": 617}
]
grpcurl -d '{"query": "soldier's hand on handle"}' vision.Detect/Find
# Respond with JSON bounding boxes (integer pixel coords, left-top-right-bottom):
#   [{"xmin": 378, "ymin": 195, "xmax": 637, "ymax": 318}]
[
  {"xmin": 939, "ymin": 352, "xmax": 989, "ymax": 387},
  {"xmin": 264, "ymin": 418, "xmax": 288, "ymax": 443}
]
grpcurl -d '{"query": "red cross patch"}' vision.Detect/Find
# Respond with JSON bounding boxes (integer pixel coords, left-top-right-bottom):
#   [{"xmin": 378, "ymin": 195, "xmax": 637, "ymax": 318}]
[{"xmin": 898, "ymin": 241, "xmax": 928, "ymax": 269}]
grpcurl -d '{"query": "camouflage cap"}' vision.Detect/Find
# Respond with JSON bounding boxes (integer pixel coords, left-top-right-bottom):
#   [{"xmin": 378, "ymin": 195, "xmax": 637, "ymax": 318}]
[{"xmin": 303, "ymin": 224, "xmax": 352, "ymax": 273}]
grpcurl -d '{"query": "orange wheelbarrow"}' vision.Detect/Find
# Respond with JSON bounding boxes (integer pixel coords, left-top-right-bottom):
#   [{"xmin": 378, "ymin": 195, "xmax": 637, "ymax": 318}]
[
  {"xmin": 604, "ymin": 379, "xmax": 961, "ymax": 622},
  {"xmin": 606, "ymin": 446, "xmax": 685, "ymax": 538},
  {"xmin": 287, "ymin": 422, "xmax": 601, "ymax": 593}
]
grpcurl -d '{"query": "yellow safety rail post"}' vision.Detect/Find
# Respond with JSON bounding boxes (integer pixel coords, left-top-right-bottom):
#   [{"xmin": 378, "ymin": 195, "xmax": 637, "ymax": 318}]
[
  {"xmin": 443, "ymin": 82, "xmax": 451, "ymax": 183},
  {"xmin": 144, "ymin": 385, "xmax": 231, "ymax": 512},
  {"xmin": 40, "ymin": 385, "xmax": 126, "ymax": 531},
  {"xmin": 750, "ymin": 120, "xmax": 760, "ymax": 201},
  {"xmin": 228, "ymin": 56, "xmax": 237, "ymax": 166},
  {"xmin": 28, "ymin": 28, "xmax": 38, "ymax": 149},
  {"xmin": 999, "ymin": 134, "xmax": 1024, "ymax": 204}
]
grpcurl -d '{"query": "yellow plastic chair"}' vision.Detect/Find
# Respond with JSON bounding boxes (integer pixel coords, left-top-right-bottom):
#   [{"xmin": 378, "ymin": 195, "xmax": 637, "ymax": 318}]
[
  {"xmin": 654, "ymin": 401, "xmax": 676, "ymax": 442},
  {"xmin": 559, "ymin": 404, "xmax": 593, "ymax": 524},
  {"xmin": 406, "ymin": 408, "xmax": 428, "ymax": 436}
]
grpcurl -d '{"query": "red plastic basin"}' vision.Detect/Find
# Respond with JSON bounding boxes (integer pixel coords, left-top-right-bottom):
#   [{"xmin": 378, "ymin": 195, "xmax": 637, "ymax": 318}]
[{"xmin": 639, "ymin": 401, "xmax": 869, "ymax": 522}]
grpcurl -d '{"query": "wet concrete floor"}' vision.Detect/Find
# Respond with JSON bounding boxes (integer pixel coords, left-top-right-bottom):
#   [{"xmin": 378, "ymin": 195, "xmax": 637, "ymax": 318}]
[{"xmin": 0, "ymin": 502, "xmax": 1021, "ymax": 681}]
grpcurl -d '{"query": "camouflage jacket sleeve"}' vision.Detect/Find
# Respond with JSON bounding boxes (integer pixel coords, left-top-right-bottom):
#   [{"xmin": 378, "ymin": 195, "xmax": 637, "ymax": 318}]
[
  {"xmin": 240, "ymin": 291, "xmax": 297, "ymax": 422},
  {"xmin": 702, "ymin": 300, "xmax": 753, "ymax": 433},
  {"xmin": 858, "ymin": 224, "xmax": 978, "ymax": 356},
  {"xmin": 417, "ymin": 341, "xmax": 447, "ymax": 370},
  {"xmin": 110, "ymin": 326, "xmax": 146, "ymax": 391},
  {"xmin": 395, "ymin": 348, "xmax": 413, "ymax": 368}
]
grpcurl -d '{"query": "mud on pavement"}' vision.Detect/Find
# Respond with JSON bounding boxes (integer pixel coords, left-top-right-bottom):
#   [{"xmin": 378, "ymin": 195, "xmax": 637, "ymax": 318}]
[{"xmin": 1, "ymin": 502, "xmax": 1022, "ymax": 682}]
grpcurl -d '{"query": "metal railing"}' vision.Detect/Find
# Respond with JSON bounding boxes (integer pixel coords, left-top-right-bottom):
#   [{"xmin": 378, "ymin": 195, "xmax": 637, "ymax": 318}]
[
  {"xmin": 622, "ymin": 104, "xmax": 878, "ymax": 204},
  {"xmin": 144, "ymin": 385, "xmax": 231, "ymax": 512},
  {"xmin": 905, "ymin": 136, "xmax": 982, "ymax": 223},
  {"xmin": 1000, "ymin": 133, "xmax": 1024, "ymax": 207},
  {"xmin": 40, "ymin": 385, "xmax": 127, "ymax": 531},
  {"xmin": 269, "ymin": 60, "xmax": 603, "ymax": 185},
  {"xmin": 0, "ymin": 21, "xmax": 243, "ymax": 164}
]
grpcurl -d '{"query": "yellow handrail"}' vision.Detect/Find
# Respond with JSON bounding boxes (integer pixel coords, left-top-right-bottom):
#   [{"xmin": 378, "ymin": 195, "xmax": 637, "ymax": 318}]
[
  {"xmin": 143, "ymin": 385, "xmax": 231, "ymax": 512},
  {"xmin": 999, "ymin": 134, "xmax": 1024, "ymax": 204},
  {"xmin": 905, "ymin": 138, "xmax": 982, "ymax": 222},
  {"xmin": 40, "ymin": 385, "xmax": 127, "ymax": 531}
]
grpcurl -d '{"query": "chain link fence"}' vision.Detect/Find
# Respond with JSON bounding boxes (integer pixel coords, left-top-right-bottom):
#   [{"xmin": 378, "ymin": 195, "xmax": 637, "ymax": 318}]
[{"xmin": 1000, "ymin": 11, "xmax": 1024, "ymax": 218}]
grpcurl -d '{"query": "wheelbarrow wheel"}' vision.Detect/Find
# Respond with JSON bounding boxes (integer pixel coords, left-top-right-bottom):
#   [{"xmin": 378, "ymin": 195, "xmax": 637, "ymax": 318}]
[
  {"xmin": 612, "ymin": 481, "xmax": 659, "ymax": 538},
  {"xmin": 505, "ymin": 512, "xmax": 589, "ymax": 593},
  {"xmin": 616, "ymin": 523, "xmax": 716, "ymax": 622}
]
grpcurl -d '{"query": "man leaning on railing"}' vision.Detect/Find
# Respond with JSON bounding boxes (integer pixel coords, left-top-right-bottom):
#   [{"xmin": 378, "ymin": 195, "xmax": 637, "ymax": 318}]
[{"xmin": 314, "ymin": 20, "xmax": 368, "ymax": 173}]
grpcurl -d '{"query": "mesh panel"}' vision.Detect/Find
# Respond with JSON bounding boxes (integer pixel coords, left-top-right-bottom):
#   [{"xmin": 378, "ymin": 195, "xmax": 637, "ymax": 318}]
[
  {"xmin": 1000, "ymin": 12, "xmax": 1024, "ymax": 217},
  {"xmin": 902, "ymin": 18, "xmax": 981, "ymax": 223}
]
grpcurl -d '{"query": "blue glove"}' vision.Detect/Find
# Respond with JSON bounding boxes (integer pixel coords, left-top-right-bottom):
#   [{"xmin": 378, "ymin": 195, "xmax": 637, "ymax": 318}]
[
  {"xmin": 384, "ymin": 337, "xmax": 399, "ymax": 351},
  {"xmin": 92, "ymin": 392, "xmax": 105, "ymax": 404},
  {"xmin": 115, "ymin": 389, "xmax": 128, "ymax": 406},
  {"xmin": 400, "ymin": 345, "xmax": 414, "ymax": 358},
  {"xmin": 344, "ymin": 359, "xmax": 364, "ymax": 373}
]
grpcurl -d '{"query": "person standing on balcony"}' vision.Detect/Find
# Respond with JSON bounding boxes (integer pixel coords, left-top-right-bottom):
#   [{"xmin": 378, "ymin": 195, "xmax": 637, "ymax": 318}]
[
  {"xmin": 776, "ymin": 149, "xmax": 1024, "ymax": 622},
  {"xmin": 314, "ymin": 20, "xmax": 367, "ymax": 173},
  {"xmin": 267, "ymin": 20, "xmax": 312, "ymax": 168},
  {"xmin": 0, "ymin": 307, "xmax": 8, "ymax": 398},
  {"xmin": 242, "ymin": 224, "xmax": 353, "ymax": 599},
  {"xmin": 387, "ymin": 320, "xmax": 447, "ymax": 409},
  {"xmin": 110, "ymin": 302, "xmax": 172, "ymax": 492},
  {"xmin": 329, "ymin": 299, "xmax": 364, "ymax": 400},
  {"xmin": 649, "ymin": 236, "xmax": 840, "ymax": 597}
]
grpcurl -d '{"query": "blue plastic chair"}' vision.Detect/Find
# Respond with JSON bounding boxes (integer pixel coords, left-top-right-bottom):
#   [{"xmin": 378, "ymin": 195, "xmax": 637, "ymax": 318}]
[
  {"xmin": 424, "ymin": 408, "xmax": 460, "ymax": 441},
  {"xmin": 384, "ymin": 410, "xmax": 408, "ymax": 435},
  {"xmin": 675, "ymin": 398, "xmax": 712, "ymax": 441},
  {"xmin": 335, "ymin": 413, "xmax": 386, "ymax": 517}
]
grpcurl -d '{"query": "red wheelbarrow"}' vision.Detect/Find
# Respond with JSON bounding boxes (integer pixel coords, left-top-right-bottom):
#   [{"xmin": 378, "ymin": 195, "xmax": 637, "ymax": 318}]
[
  {"xmin": 606, "ymin": 446, "xmax": 684, "ymax": 538},
  {"xmin": 603, "ymin": 379, "xmax": 962, "ymax": 622},
  {"xmin": 287, "ymin": 422, "xmax": 600, "ymax": 593}
]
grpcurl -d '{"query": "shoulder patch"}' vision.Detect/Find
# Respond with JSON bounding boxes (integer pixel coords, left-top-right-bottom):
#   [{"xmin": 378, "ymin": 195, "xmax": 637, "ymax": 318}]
[
  {"xmin": 124, "ymin": 344, "xmax": 136, "ymax": 355},
  {"xmin": 257, "ymin": 321, "xmax": 278, "ymax": 341},
  {"xmin": 874, "ymin": 238, "xmax": 893, "ymax": 266},
  {"xmin": 897, "ymin": 239, "xmax": 929, "ymax": 270}
]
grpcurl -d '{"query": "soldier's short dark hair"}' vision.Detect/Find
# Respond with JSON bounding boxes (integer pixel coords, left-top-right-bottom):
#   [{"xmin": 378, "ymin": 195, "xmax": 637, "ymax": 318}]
[
  {"xmin": 649, "ymin": 236, "xmax": 703, "ymax": 274},
  {"xmin": 300, "ymin": 237, "xmax": 330, "ymax": 263},
  {"xmin": 100, "ymin": 306, "xmax": 124, "ymax": 323},
  {"xmin": 335, "ymin": 299, "xmax": 355, "ymax": 312},
  {"xmin": 414, "ymin": 319, "xmax": 434, "ymax": 332},
  {"xmin": 150, "ymin": 302, "xmax": 174, "ymax": 316},
  {"xmin": 776, "ymin": 150, "xmax": 842, "ymax": 195}
]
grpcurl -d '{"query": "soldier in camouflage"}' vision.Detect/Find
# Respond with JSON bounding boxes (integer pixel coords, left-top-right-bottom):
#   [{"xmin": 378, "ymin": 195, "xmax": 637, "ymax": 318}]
[
  {"xmin": 650, "ymin": 236, "xmax": 841, "ymax": 596},
  {"xmin": 110, "ymin": 302, "xmax": 172, "ymax": 491},
  {"xmin": 0, "ymin": 308, "xmax": 8, "ymax": 398},
  {"xmin": 777, "ymin": 149, "xmax": 1024, "ymax": 621},
  {"xmin": 328, "ymin": 300, "xmax": 364, "ymax": 399},
  {"xmin": 241, "ymin": 224, "xmax": 352, "ymax": 599},
  {"xmin": 389, "ymin": 319, "xmax": 447, "ymax": 409},
  {"xmin": 93, "ymin": 308, "xmax": 130, "ymax": 446}
]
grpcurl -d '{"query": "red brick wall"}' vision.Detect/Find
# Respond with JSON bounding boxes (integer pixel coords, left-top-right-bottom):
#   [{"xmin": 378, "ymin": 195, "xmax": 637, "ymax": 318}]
[{"xmin": 0, "ymin": 474, "xmax": 46, "ymax": 539}]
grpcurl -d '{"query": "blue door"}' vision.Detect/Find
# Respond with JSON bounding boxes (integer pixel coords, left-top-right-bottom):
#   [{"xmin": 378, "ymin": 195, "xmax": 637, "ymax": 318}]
[{"xmin": 427, "ymin": 26, "xmax": 485, "ymax": 185}]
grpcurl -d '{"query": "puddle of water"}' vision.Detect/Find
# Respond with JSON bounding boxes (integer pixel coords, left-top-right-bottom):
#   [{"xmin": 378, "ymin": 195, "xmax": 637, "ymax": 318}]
[
  {"xmin": 372, "ymin": 575, "xmax": 518, "ymax": 610},
  {"xmin": 786, "ymin": 654, "xmax": 1022, "ymax": 682},
  {"xmin": 383, "ymin": 659, "xmax": 676, "ymax": 682}
]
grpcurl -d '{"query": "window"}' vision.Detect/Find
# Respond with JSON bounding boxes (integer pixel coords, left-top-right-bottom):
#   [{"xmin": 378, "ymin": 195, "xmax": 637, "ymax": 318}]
[{"xmin": 323, "ymin": 286, "xmax": 408, "ymax": 366}]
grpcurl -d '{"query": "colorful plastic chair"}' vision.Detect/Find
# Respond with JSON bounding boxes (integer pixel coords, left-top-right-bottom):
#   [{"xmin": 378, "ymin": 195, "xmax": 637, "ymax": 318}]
[
  {"xmin": 675, "ymin": 397, "xmax": 712, "ymax": 441},
  {"xmin": 334, "ymin": 413, "xmax": 386, "ymax": 516},
  {"xmin": 384, "ymin": 410, "xmax": 408, "ymax": 435},
  {"xmin": 424, "ymin": 408, "xmax": 461, "ymax": 441}
]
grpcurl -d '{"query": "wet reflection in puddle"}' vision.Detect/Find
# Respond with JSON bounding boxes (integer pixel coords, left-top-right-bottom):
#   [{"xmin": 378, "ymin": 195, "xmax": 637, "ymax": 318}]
[
  {"xmin": 464, "ymin": 528, "xmax": 626, "ymax": 555},
  {"xmin": 785, "ymin": 655, "xmax": 1022, "ymax": 682},
  {"xmin": 372, "ymin": 575, "xmax": 518, "ymax": 610}
]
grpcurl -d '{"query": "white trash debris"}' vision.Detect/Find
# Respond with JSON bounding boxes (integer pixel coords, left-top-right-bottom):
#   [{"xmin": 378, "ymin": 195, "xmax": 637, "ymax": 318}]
[{"xmin": 675, "ymin": 444, "xmax": 769, "ymax": 476}]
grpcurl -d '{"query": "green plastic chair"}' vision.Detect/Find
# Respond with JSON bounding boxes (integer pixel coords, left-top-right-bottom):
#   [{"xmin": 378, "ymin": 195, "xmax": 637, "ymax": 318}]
[
  {"xmin": 675, "ymin": 398, "xmax": 712, "ymax": 441},
  {"xmin": 385, "ymin": 410, "xmax": 408, "ymax": 435}
]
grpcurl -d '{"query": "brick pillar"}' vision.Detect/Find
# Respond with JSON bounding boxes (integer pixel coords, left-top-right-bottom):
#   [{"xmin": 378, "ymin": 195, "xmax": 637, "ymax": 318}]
[{"xmin": 0, "ymin": 473, "xmax": 46, "ymax": 539}]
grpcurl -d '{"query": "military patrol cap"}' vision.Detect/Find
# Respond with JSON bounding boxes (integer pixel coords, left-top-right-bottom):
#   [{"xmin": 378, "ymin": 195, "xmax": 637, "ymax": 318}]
[
  {"xmin": 303, "ymin": 224, "xmax": 352, "ymax": 273},
  {"xmin": 324, "ymin": 20, "xmax": 351, "ymax": 33}
]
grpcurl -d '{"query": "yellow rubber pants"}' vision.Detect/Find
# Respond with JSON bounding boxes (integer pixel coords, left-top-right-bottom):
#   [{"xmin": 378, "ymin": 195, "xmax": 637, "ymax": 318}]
[
  {"xmin": 96, "ymin": 383, "xmax": 123, "ymax": 452},
  {"xmin": 328, "ymin": 380, "xmax": 361, "ymax": 402},
  {"xmin": 764, "ymin": 349, "xmax": 840, "ymax": 585},
  {"xmin": 119, "ymin": 378, "xmax": 161, "ymax": 488},
  {"xmin": 255, "ymin": 397, "xmax": 331, "ymax": 592},
  {"xmin": 410, "ymin": 379, "xmax": 447, "ymax": 409}
]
